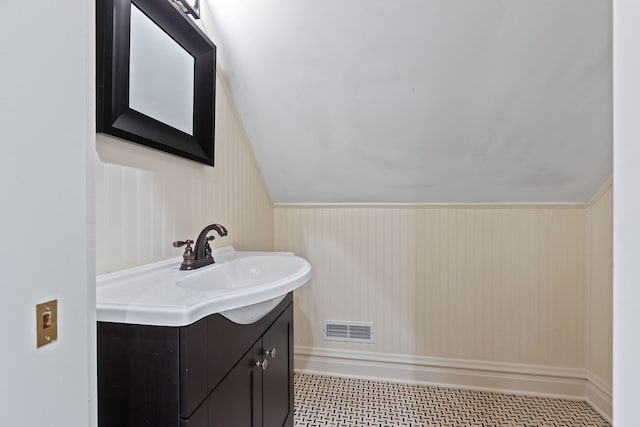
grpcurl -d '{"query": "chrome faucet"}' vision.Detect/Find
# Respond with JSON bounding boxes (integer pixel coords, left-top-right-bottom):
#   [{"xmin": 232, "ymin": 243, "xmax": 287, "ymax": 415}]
[{"xmin": 173, "ymin": 224, "xmax": 228, "ymax": 270}]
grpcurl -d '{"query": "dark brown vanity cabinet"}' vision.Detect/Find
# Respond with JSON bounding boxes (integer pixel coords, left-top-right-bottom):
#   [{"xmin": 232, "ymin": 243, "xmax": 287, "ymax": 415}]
[{"xmin": 98, "ymin": 293, "xmax": 294, "ymax": 427}]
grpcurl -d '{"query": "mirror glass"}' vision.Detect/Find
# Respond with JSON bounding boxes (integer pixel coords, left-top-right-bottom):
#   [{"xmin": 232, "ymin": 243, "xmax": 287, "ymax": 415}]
[{"xmin": 129, "ymin": 5, "xmax": 195, "ymax": 135}]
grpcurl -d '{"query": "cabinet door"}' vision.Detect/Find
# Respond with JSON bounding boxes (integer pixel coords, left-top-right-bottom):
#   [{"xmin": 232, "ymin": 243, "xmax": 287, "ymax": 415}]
[
  {"xmin": 180, "ymin": 401, "xmax": 207, "ymax": 427},
  {"xmin": 206, "ymin": 293, "xmax": 292, "ymax": 393},
  {"xmin": 180, "ymin": 317, "xmax": 208, "ymax": 418},
  {"xmin": 208, "ymin": 341, "xmax": 263, "ymax": 427},
  {"xmin": 262, "ymin": 305, "xmax": 294, "ymax": 427},
  {"xmin": 97, "ymin": 322, "xmax": 181, "ymax": 427}
]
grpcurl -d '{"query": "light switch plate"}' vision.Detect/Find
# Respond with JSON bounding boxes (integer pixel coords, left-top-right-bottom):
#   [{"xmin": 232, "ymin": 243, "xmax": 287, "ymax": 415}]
[{"xmin": 36, "ymin": 300, "xmax": 58, "ymax": 348}]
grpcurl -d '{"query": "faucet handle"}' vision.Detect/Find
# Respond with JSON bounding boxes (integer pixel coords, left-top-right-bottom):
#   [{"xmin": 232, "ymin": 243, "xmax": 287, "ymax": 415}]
[
  {"xmin": 172, "ymin": 240, "xmax": 194, "ymax": 248},
  {"xmin": 174, "ymin": 240, "xmax": 196, "ymax": 270},
  {"xmin": 204, "ymin": 235, "xmax": 215, "ymax": 259}
]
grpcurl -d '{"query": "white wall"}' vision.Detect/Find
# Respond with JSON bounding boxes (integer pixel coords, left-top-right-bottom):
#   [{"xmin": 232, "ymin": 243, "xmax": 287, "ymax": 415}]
[
  {"xmin": 95, "ymin": 75, "xmax": 273, "ymax": 275},
  {"xmin": 276, "ymin": 196, "xmax": 613, "ymax": 419},
  {"xmin": 277, "ymin": 205, "xmax": 586, "ymax": 367},
  {"xmin": 613, "ymin": 0, "xmax": 640, "ymax": 424},
  {"xmin": 276, "ymin": 205, "xmax": 587, "ymax": 367},
  {"xmin": 0, "ymin": 0, "xmax": 95, "ymax": 426}
]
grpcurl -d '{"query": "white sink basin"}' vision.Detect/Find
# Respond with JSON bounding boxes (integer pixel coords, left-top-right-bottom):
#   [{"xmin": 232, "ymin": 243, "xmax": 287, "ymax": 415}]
[
  {"xmin": 177, "ymin": 255, "xmax": 309, "ymax": 291},
  {"xmin": 96, "ymin": 246, "xmax": 311, "ymax": 326}
]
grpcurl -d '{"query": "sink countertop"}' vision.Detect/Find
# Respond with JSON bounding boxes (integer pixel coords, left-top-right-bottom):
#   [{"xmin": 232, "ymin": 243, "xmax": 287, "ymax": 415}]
[{"xmin": 96, "ymin": 246, "xmax": 311, "ymax": 327}]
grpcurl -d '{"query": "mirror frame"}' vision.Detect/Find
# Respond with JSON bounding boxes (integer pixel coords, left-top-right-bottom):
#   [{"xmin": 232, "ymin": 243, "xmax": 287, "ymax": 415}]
[{"xmin": 97, "ymin": 0, "xmax": 216, "ymax": 166}]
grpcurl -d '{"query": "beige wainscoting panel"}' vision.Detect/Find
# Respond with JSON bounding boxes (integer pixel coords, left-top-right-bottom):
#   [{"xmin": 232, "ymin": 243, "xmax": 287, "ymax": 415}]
[
  {"xmin": 95, "ymin": 75, "xmax": 273, "ymax": 275},
  {"xmin": 275, "ymin": 205, "xmax": 586, "ymax": 368},
  {"xmin": 585, "ymin": 182, "xmax": 612, "ymax": 394}
]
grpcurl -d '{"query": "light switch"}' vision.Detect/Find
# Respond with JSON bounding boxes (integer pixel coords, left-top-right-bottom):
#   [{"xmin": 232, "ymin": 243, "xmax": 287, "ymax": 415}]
[{"xmin": 36, "ymin": 300, "xmax": 58, "ymax": 348}]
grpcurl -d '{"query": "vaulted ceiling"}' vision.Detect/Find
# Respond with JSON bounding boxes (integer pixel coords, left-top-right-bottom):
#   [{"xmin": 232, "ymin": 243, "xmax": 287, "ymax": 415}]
[{"xmin": 202, "ymin": 0, "xmax": 612, "ymax": 203}]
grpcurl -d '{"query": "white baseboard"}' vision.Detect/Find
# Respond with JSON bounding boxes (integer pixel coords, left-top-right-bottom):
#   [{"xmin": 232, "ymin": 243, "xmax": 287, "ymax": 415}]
[
  {"xmin": 585, "ymin": 373, "xmax": 612, "ymax": 423},
  {"xmin": 295, "ymin": 346, "xmax": 611, "ymax": 422}
]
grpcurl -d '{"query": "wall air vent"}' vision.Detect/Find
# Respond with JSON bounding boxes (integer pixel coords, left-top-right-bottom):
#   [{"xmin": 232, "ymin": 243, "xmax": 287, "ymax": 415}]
[{"xmin": 323, "ymin": 321, "xmax": 374, "ymax": 343}]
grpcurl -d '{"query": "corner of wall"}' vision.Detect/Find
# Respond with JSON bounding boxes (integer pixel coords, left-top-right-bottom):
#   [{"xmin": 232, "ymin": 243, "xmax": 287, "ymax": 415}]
[
  {"xmin": 583, "ymin": 176, "xmax": 613, "ymax": 421},
  {"xmin": 587, "ymin": 176, "xmax": 613, "ymax": 207}
]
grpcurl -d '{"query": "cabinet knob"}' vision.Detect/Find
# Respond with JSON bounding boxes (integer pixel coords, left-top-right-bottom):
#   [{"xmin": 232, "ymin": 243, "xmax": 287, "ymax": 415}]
[
  {"xmin": 256, "ymin": 359, "xmax": 268, "ymax": 371},
  {"xmin": 264, "ymin": 348, "xmax": 277, "ymax": 359}
]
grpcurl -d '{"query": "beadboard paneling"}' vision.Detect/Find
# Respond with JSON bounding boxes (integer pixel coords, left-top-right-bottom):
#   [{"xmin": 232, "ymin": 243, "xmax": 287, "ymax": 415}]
[
  {"xmin": 275, "ymin": 206, "xmax": 585, "ymax": 368},
  {"xmin": 95, "ymin": 75, "xmax": 273, "ymax": 274},
  {"xmin": 585, "ymin": 182, "xmax": 612, "ymax": 392}
]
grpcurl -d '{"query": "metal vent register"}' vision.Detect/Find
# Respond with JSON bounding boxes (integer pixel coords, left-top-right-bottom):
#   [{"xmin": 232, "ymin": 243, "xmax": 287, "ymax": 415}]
[{"xmin": 323, "ymin": 321, "xmax": 374, "ymax": 343}]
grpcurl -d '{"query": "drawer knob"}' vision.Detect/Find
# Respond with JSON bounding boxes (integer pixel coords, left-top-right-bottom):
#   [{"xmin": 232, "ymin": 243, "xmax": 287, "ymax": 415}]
[
  {"xmin": 264, "ymin": 348, "xmax": 277, "ymax": 359},
  {"xmin": 256, "ymin": 359, "xmax": 268, "ymax": 371}
]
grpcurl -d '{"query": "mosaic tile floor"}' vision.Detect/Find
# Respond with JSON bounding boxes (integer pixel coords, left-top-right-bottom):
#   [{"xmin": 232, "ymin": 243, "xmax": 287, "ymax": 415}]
[{"xmin": 294, "ymin": 374, "xmax": 610, "ymax": 427}]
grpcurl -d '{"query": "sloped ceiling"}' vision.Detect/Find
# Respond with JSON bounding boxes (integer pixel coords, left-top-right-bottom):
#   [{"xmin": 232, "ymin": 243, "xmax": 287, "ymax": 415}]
[{"xmin": 202, "ymin": 0, "xmax": 611, "ymax": 203}]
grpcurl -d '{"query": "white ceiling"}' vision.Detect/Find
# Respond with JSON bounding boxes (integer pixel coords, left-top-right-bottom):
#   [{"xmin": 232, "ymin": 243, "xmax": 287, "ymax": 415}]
[{"xmin": 203, "ymin": 0, "xmax": 612, "ymax": 203}]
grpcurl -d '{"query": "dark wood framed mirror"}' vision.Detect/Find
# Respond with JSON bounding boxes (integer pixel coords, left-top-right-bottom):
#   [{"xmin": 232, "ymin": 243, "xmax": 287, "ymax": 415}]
[{"xmin": 97, "ymin": 0, "xmax": 216, "ymax": 166}]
